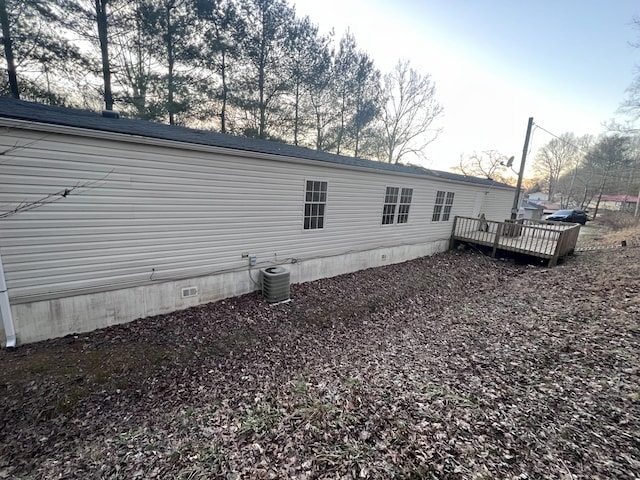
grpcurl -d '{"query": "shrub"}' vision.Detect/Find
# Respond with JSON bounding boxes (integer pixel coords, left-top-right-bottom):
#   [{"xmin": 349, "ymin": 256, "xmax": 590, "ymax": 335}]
[{"xmin": 598, "ymin": 211, "xmax": 640, "ymax": 231}]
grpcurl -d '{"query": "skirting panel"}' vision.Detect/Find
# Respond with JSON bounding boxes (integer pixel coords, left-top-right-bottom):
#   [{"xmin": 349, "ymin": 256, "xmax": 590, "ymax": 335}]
[{"xmin": 4, "ymin": 240, "xmax": 448, "ymax": 346}]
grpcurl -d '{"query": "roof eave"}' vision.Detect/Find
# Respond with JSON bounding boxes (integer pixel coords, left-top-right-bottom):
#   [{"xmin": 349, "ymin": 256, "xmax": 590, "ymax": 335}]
[{"xmin": 0, "ymin": 116, "xmax": 514, "ymax": 191}]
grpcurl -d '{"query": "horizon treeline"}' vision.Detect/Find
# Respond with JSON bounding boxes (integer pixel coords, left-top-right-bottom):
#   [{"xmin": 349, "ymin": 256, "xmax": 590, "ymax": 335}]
[{"xmin": 0, "ymin": 0, "xmax": 443, "ymax": 163}]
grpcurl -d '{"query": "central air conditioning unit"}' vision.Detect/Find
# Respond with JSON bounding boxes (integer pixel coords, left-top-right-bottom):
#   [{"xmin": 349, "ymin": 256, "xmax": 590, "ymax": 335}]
[{"xmin": 261, "ymin": 266, "xmax": 290, "ymax": 303}]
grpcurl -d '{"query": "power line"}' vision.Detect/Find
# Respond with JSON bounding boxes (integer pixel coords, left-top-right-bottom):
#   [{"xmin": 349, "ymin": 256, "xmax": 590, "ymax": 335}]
[
  {"xmin": 533, "ymin": 122, "xmax": 639, "ymax": 171},
  {"xmin": 532, "ymin": 122, "xmax": 591, "ymax": 155}
]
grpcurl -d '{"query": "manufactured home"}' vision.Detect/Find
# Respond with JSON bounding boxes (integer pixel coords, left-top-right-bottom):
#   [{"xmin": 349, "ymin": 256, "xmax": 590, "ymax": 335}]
[{"xmin": 0, "ymin": 98, "xmax": 514, "ymax": 346}]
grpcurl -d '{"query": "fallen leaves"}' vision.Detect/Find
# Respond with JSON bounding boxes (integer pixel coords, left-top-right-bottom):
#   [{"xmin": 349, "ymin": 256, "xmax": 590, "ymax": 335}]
[{"xmin": 0, "ymin": 233, "xmax": 639, "ymax": 479}]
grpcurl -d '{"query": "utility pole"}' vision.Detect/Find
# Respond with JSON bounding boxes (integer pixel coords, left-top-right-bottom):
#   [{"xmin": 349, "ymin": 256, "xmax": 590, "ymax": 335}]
[{"xmin": 511, "ymin": 117, "xmax": 534, "ymax": 220}]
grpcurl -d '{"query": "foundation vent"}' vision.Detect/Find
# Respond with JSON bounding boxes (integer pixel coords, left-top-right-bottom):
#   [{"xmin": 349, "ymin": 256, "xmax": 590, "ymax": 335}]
[
  {"xmin": 181, "ymin": 286, "xmax": 198, "ymax": 298},
  {"xmin": 261, "ymin": 266, "xmax": 290, "ymax": 303}
]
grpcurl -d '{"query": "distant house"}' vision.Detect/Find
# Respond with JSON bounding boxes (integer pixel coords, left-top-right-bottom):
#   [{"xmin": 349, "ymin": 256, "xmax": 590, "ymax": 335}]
[
  {"xmin": 528, "ymin": 191, "xmax": 549, "ymax": 202},
  {"xmin": 539, "ymin": 201, "xmax": 562, "ymax": 216},
  {"xmin": 520, "ymin": 200, "xmax": 544, "ymax": 220},
  {"xmin": 589, "ymin": 194, "xmax": 638, "ymax": 212},
  {"xmin": 0, "ymin": 98, "xmax": 514, "ymax": 346}
]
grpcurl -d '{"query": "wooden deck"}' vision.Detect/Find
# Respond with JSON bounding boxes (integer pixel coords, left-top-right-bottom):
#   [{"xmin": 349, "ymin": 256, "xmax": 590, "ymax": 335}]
[{"xmin": 450, "ymin": 216, "xmax": 581, "ymax": 266}]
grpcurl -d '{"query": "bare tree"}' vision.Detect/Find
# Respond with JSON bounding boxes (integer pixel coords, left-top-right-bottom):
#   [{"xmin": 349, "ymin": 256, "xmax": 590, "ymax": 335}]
[
  {"xmin": 455, "ymin": 150, "xmax": 508, "ymax": 179},
  {"xmin": 620, "ymin": 16, "xmax": 640, "ymax": 122},
  {"xmin": 532, "ymin": 132, "xmax": 580, "ymax": 201},
  {"xmin": 380, "ymin": 60, "xmax": 442, "ymax": 164},
  {"xmin": 586, "ymin": 134, "xmax": 632, "ymax": 218},
  {"xmin": 556, "ymin": 134, "xmax": 593, "ymax": 207}
]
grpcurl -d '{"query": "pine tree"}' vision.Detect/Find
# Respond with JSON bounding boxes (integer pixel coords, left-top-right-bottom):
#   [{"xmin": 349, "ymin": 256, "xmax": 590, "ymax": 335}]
[
  {"xmin": 0, "ymin": 0, "xmax": 92, "ymax": 105},
  {"xmin": 236, "ymin": 0, "xmax": 295, "ymax": 139}
]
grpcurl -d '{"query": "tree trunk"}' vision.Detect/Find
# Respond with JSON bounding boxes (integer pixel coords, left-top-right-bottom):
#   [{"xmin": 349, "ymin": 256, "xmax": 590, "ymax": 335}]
[
  {"xmin": 593, "ymin": 172, "xmax": 608, "ymax": 220},
  {"xmin": 220, "ymin": 50, "xmax": 227, "ymax": 133},
  {"xmin": 566, "ymin": 164, "xmax": 578, "ymax": 208},
  {"xmin": 134, "ymin": 36, "xmax": 147, "ymax": 116},
  {"xmin": 258, "ymin": 64, "xmax": 265, "ymax": 138},
  {"xmin": 336, "ymin": 96, "xmax": 345, "ymax": 155},
  {"xmin": 95, "ymin": 0, "xmax": 113, "ymax": 110},
  {"xmin": 293, "ymin": 81, "xmax": 300, "ymax": 145},
  {"xmin": 547, "ymin": 172, "xmax": 554, "ymax": 204},
  {"xmin": 0, "ymin": 0, "xmax": 20, "ymax": 99},
  {"xmin": 580, "ymin": 185, "xmax": 591, "ymax": 211},
  {"xmin": 166, "ymin": 2, "xmax": 175, "ymax": 125},
  {"xmin": 353, "ymin": 87, "xmax": 362, "ymax": 157},
  {"xmin": 354, "ymin": 126, "xmax": 360, "ymax": 157},
  {"xmin": 314, "ymin": 107, "xmax": 322, "ymax": 150}
]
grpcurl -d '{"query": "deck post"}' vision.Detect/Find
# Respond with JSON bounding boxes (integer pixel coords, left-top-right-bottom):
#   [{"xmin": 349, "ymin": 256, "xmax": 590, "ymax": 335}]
[
  {"xmin": 491, "ymin": 222, "xmax": 503, "ymax": 258},
  {"xmin": 549, "ymin": 229, "xmax": 564, "ymax": 267},
  {"xmin": 449, "ymin": 216, "xmax": 459, "ymax": 250}
]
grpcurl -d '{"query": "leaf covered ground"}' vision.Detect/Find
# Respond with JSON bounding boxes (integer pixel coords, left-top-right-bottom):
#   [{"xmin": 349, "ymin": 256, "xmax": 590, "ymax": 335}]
[{"xmin": 1, "ymin": 224, "xmax": 639, "ymax": 479}]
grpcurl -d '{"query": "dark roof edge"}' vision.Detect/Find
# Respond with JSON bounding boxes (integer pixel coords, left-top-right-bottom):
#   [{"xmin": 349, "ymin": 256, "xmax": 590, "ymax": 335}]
[{"xmin": 0, "ymin": 97, "xmax": 513, "ymax": 190}]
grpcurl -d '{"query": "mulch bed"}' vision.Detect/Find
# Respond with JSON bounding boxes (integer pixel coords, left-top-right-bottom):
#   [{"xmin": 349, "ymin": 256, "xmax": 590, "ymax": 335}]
[{"xmin": 1, "ymin": 243, "xmax": 638, "ymax": 479}]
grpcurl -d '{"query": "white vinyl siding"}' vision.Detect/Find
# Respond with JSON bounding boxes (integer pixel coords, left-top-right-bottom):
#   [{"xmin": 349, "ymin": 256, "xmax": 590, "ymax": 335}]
[{"xmin": 0, "ymin": 127, "xmax": 514, "ymax": 303}]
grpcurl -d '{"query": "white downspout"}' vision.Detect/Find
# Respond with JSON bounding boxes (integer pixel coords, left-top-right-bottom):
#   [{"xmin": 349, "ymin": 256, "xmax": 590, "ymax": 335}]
[{"xmin": 0, "ymin": 252, "xmax": 16, "ymax": 347}]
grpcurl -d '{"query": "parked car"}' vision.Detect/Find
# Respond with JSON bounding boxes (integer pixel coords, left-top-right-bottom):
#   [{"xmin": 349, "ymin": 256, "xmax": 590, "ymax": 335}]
[{"xmin": 545, "ymin": 209, "xmax": 588, "ymax": 225}]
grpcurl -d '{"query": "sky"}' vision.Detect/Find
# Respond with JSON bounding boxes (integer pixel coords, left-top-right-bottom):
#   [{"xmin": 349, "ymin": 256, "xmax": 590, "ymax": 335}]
[{"xmin": 292, "ymin": 0, "xmax": 640, "ymax": 174}]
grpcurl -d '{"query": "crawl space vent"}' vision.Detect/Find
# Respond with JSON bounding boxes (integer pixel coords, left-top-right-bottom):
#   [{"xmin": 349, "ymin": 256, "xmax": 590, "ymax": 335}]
[
  {"xmin": 181, "ymin": 286, "xmax": 198, "ymax": 298},
  {"xmin": 261, "ymin": 266, "xmax": 290, "ymax": 303}
]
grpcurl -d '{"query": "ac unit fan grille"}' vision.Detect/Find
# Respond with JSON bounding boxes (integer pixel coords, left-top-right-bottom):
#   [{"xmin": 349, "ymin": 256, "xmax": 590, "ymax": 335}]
[{"xmin": 261, "ymin": 266, "xmax": 290, "ymax": 303}]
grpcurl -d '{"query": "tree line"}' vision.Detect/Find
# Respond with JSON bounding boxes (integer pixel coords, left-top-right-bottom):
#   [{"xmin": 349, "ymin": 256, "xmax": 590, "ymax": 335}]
[
  {"xmin": 531, "ymin": 133, "xmax": 640, "ymax": 215},
  {"xmin": 0, "ymin": 0, "xmax": 443, "ymax": 164},
  {"xmin": 454, "ymin": 132, "xmax": 639, "ymax": 218}
]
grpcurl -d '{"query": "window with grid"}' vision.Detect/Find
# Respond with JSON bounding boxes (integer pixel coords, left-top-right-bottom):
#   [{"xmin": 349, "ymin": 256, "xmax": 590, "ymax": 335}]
[
  {"xmin": 303, "ymin": 180, "xmax": 327, "ymax": 229},
  {"xmin": 382, "ymin": 186, "xmax": 413, "ymax": 225},
  {"xmin": 442, "ymin": 192, "xmax": 455, "ymax": 221},
  {"xmin": 397, "ymin": 188, "xmax": 413, "ymax": 223},
  {"xmin": 382, "ymin": 187, "xmax": 399, "ymax": 224},
  {"xmin": 432, "ymin": 190, "xmax": 455, "ymax": 221}
]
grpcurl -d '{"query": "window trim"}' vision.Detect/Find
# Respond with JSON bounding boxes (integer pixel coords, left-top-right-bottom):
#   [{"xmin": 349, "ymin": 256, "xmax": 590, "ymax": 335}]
[
  {"xmin": 302, "ymin": 179, "xmax": 328, "ymax": 231},
  {"xmin": 432, "ymin": 190, "xmax": 455, "ymax": 222},
  {"xmin": 381, "ymin": 185, "xmax": 413, "ymax": 226}
]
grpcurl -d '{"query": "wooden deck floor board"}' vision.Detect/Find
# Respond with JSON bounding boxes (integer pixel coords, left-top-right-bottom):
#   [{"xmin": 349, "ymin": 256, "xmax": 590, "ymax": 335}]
[{"xmin": 455, "ymin": 229, "xmax": 557, "ymax": 257}]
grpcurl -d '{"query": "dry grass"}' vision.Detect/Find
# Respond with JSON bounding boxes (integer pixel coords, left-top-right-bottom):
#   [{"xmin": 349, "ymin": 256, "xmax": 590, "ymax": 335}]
[{"xmin": 585, "ymin": 211, "xmax": 640, "ymax": 247}]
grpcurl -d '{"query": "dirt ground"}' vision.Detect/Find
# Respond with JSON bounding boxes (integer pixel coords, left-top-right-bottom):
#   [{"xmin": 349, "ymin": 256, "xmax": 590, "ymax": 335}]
[{"xmin": 1, "ymin": 218, "xmax": 639, "ymax": 479}]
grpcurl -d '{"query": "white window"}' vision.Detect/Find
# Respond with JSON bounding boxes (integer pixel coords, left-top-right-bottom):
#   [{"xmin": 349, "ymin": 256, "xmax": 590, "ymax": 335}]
[
  {"xmin": 432, "ymin": 191, "xmax": 454, "ymax": 221},
  {"xmin": 304, "ymin": 180, "xmax": 327, "ymax": 229},
  {"xmin": 382, "ymin": 186, "xmax": 413, "ymax": 225}
]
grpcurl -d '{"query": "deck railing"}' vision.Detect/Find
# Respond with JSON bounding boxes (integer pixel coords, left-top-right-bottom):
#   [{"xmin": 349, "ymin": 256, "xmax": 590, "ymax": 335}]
[{"xmin": 450, "ymin": 216, "xmax": 581, "ymax": 266}]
